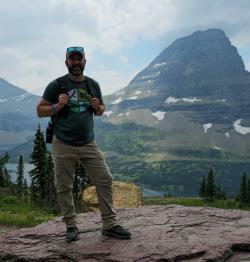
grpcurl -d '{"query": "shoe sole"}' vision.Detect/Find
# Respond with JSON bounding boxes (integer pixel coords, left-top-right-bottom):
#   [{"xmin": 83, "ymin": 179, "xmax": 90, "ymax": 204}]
[{"xmin": 102, "ymin": 232, "xmax": 131, "ymax": 239}]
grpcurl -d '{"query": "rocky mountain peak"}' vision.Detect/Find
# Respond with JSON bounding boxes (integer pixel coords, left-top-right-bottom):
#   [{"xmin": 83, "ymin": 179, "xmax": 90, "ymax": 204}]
[
  {"xmin": 0, "ymin": 78, "xmax": 29, "ymax": 99},
  {"xmin": 125, "ymin": 28, "xmax": 248, "ymax": 99}
]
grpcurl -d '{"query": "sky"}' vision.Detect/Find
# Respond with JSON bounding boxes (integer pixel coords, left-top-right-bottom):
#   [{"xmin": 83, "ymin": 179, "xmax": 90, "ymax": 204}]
[{"xmin": 0, "ymin": 0, "xmax": 250, "ymax": 96}]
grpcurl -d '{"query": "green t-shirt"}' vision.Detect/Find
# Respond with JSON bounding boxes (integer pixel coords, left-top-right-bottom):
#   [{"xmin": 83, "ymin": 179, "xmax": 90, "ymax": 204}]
[{"xmin": 42, "ymin": 75, "xmax": 103, "ymax": 145}]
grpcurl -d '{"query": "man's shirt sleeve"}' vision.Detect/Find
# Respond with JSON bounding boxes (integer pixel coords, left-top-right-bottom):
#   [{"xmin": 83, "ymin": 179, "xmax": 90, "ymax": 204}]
[{"xmin": 42, "ymin": 80, "xmax": 58, "ymax": 104}]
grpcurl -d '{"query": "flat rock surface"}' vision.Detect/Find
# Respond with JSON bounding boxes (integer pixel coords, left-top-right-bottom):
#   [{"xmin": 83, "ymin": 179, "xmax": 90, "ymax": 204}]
[{"xmin": 1, "ymin": 205, "xmax": 250, "ymax": 261}]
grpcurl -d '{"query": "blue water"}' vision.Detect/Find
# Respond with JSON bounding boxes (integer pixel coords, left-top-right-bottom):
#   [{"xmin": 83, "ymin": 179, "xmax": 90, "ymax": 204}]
[
  {"xmin": 142, "ymin": 188, "xmax": 165, "ymax": 197},
  {"xmin": 4, "ymin": 164, "xmax": 173, "ymax": 197}
]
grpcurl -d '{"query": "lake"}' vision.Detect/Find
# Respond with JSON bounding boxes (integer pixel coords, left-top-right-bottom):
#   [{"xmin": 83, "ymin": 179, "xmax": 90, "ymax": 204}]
[{"xmin": 5, "ymin": 163, "xmax": 167, "ymax": 197}]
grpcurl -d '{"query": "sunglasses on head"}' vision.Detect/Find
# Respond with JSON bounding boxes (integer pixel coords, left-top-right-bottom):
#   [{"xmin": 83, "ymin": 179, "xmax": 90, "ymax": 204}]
[
  {"xmin": 66, "ymin": 46, "xmax": 84, "ymax": 58},
  {"xmin": 66, "ymin": 46, "xmax": 84, "ymax": 53}
]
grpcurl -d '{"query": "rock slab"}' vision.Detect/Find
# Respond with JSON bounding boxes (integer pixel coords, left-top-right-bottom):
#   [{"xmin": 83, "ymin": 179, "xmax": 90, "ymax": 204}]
[{"xmin": 1, "ymin": 205, "xmax": 250, "ymax": 261}]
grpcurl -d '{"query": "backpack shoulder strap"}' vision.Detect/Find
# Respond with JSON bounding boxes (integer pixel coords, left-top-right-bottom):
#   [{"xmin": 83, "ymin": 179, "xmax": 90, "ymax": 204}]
[
  {"xmin": 85, "ymin": 76, "xmax": 98, "ymax": 97},
  {"xmin": 54, "ymin": 74, "xmax": 69, "ymax": 118},
  {"xmin": 56, "ymin": 74, "xmax": 68, "ymax": 94}
]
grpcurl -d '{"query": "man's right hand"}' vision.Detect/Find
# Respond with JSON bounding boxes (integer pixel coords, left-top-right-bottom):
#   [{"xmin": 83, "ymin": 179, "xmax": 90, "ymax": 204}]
[{"xmin": 58, "ymin": 94, "xmax": 69, "ymax": 108}]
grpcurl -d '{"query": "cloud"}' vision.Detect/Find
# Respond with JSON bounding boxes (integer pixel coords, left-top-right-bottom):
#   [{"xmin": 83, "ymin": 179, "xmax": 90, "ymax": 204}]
[
  {"xmin": 89, "ymin": 65, "xmax": 138, "ymax": 95},
  {"xmin": 0, "ymin": 0, "xmax": 250, "ymax": 96}
]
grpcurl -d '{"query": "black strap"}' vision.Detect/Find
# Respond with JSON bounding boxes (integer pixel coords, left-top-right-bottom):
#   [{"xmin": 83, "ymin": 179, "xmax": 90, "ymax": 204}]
[
  {"xmin": 56, "ymin": 75, "xmax": 68, "ymax": 94},
  {"xmin": 85, "ymin": 76, "xmax": 98, "ymax": 98},
  {"xmin": 54, "ymin": 75, "xmax": 69, "ymax": 118}
]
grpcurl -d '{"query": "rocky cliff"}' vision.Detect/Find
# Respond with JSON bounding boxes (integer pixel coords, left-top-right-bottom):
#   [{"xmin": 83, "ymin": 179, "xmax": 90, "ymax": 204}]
[{"xmin": 1, "ymin": 205, "xmax": 250, "ymax": 261}]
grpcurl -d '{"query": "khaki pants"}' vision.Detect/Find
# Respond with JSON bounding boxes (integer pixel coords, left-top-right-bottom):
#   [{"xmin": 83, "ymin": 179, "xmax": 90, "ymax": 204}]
[{"xmin": 52, "ymin": 135, "xmax": 117, "ymax": 229}]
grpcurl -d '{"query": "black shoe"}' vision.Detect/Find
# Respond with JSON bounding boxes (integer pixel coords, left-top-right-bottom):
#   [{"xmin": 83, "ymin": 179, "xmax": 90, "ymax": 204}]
[
  {"xmin": 66, "ymin": 226, "xmax": 80, "ymax": 242},
  {"xmin": 102, "ymin": 225, "xmax": 131, "ymax": 239}
]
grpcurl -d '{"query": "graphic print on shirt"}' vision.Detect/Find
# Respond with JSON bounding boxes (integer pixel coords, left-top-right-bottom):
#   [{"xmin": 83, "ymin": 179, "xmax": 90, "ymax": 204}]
[{"xmin": 67, "ymin": 87, "xmax": 92, "ymax": 113}]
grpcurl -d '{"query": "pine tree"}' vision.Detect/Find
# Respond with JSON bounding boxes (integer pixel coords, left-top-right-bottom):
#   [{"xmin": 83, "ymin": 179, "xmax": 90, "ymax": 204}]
[
  {"xmin": 4, "ymin": 168, "xmax": 11, "ymax": 187},
  {"xmin": 30, "ymin": 178, "xmax": 38, "ymax": 206},
  {"xmin": 246, "ymin": 179, "xmax": 250, "ymax": 206},
  {"xmin": 73, "ymin": 161, "xmax": 82, "ymax": 212},
  {"xmin": 206, "ymin": 169, "xmax": 216, "ymax": 201},
  {"xmin": 0, "ymin": 168, "xmax": 6, "ymax": 187},
  {"xmin": 16, "ymin": 155, "xmax": 24, "ymax": 197},
  {"xmin": 73, "ymin": 161, "xmax": 92, "ymax": 212},
  {"xmin": 29, "ymin": 125, "xmax": 47, "ymax": 205},
  {"xmin": 199, "ymin": 176, "xmax": 206, "ymax": 200},
  {"xmin": 45, "ymin": 151, "xmax": 58, "ymax": 211},
  {"xmin": 23, "ymin": 179, "xmax": 28, "ymax": 202},
  {"xmin": 240, "ymin": 172, "xmax": 247, "ymax": 206},
  {"xmin": 0, "ymin": 152, "xmax": 9, "ymax": 187}
]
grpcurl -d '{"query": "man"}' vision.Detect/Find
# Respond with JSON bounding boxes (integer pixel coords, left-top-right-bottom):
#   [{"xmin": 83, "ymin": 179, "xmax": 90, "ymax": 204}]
[{"xmin": 37, "ymin": 46, "xmax": 131, "ymax": 242}]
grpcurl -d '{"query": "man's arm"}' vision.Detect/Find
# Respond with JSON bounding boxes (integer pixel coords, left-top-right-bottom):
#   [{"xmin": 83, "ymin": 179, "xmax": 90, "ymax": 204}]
[{"xmin": 37, "ymin": 94, "xmax": 68, "ymax": 118}]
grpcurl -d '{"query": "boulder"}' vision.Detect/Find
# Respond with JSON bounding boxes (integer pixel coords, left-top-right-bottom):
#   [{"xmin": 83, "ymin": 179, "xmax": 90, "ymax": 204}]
[
  {"xmin": 81, "ymin": 181, "xmax": 144, "ymax": 212},
  {"xmin": 1, "ymin": 205, "xmax": 250, "ymax": 261}
]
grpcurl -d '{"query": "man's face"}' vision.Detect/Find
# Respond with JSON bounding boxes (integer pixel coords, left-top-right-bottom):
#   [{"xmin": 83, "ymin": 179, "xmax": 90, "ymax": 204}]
[{"xmin": 65, "ymin": 53, "xmax": 86, "ymax": 76}]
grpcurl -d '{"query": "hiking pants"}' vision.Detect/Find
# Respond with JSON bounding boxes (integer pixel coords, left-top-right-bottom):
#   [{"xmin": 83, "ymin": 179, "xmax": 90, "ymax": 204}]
[{"xmin": 52, "ymin": 135, "xmax": 117, "ymax": 229}]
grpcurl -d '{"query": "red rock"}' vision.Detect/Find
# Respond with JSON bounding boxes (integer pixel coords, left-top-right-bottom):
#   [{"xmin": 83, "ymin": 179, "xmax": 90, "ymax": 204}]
[{"xmin": 1, "ymin": 205, "xmax": 250, "ymax": 261}]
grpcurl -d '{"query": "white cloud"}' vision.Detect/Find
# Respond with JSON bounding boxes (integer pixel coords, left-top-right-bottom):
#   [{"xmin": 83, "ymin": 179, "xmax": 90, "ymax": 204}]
[{"xmin": 0, "ymin": 0, "xmax": 250, "ymax": 96}]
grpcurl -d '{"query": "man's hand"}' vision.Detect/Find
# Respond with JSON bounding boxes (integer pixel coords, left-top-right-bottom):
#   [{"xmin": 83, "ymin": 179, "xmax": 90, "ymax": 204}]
[
  {"xmin": 90, "ymin": 97, "xmax": 100, "ymax": 111},
  {"xmin": 58, "ymin": 94, "xmax": 69, "ymax": 109}
]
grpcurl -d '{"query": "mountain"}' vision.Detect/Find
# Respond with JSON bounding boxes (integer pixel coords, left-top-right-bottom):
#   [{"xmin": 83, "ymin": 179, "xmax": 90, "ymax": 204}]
[
  {"xmin": 94, "ymin": 29, "xmax": 250, "ymax": 196},
  {"xmin": 0, "ymin": 78, "xmax": 46, "ymax": 150},
  {"xmin": 2, "ymin": 29, "xmax": 250, "ymax": 196},
  {"xmin": 102, "ymin": 29, "xmax": 250, "ymax": 158}
]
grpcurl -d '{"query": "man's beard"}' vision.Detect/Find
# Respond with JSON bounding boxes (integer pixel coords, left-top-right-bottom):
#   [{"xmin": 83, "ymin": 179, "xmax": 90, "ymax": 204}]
[{"xmin": 68, "ymin": 64, "xmax": 85, "ymax": 76}]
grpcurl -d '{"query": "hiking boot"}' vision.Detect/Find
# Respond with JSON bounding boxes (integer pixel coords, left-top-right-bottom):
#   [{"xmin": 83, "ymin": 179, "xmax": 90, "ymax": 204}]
[
  {"xmin": 66, "ymin": 226, "xmax": 80, "ymax": 242},
  {"xmin": 102, "ymin": 225, "xmax": 131, "ymax": 239}
]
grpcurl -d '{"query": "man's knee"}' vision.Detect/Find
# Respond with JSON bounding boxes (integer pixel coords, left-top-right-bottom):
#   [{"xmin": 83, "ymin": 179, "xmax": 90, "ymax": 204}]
[{"xmin": 102, "ymin": 172, "xmax": 113, "ymax": 186}]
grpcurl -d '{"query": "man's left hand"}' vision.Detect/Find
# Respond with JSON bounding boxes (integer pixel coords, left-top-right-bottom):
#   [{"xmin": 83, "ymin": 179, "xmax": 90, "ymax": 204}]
[{"xmin": 90, "ymin": 97, "xmax": 100, "ymax": 111}]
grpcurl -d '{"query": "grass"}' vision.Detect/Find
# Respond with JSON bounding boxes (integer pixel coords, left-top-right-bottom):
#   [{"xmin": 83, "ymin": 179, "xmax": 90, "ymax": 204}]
[
  {"xmin": 0, "ymin": 195, "xmax": 56, "ymax": 227},
  {"xmin": 144, "ymin": 196, "xmax": 250, "ymax": 211}
]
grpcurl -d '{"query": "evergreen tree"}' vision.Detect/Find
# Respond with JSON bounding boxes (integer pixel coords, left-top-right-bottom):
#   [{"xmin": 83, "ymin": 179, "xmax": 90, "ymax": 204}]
[
  {"xmin": 30, "ymin": 178, "xmax": 38, "ymax": 206},
  {"xmin": 214, "ymin": 184, "xmax": 226, "ymax": 200},
  {"xmin": 4, "ymin": 168, "xmax": 11, "ymax": 187},
  {"xmin": 0, "ymin": 168, "xmax": 6, "ymax": 187},
  {"xmin": 29, "ymin": 125, "xmax": 47, "ymax": 204},
  {"xmin": 73, "ymin": 161, "xmax": 82, "ymax": 212},
  {"xmin": 0, "ymin": 152, "xmax": 9, "ymax": 187},
  {"xmin": 45, "ymin": 151, "xmax": 58, "ymax": 211},
  {"xmin": 73, "ymin": 161, "xmax": 92, "ymax": 212},
  {"xmin": 23, "ymin": 179, "xmax": 28, "ymax": 202},
  {"xmin": 79, "ymin": 164, "xmax": 92, "ymax": 190},
  {"xmin": 247, "ymin": 179, "xmax": 250, "ymax": 206},
  {"xmin": 16, "ymin": 155, "xmax": 24, "ymax": 197},
  {"xmin": 199, "ymin": 176, "xmax": 206, "ymax": 200},
  {"xmin": 239, "ymin": 172, "xmax": 247, "ymax": 206},
  {"xmin": 206, "ymin": 169, "xmax": 216, "ymax": 201}
]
